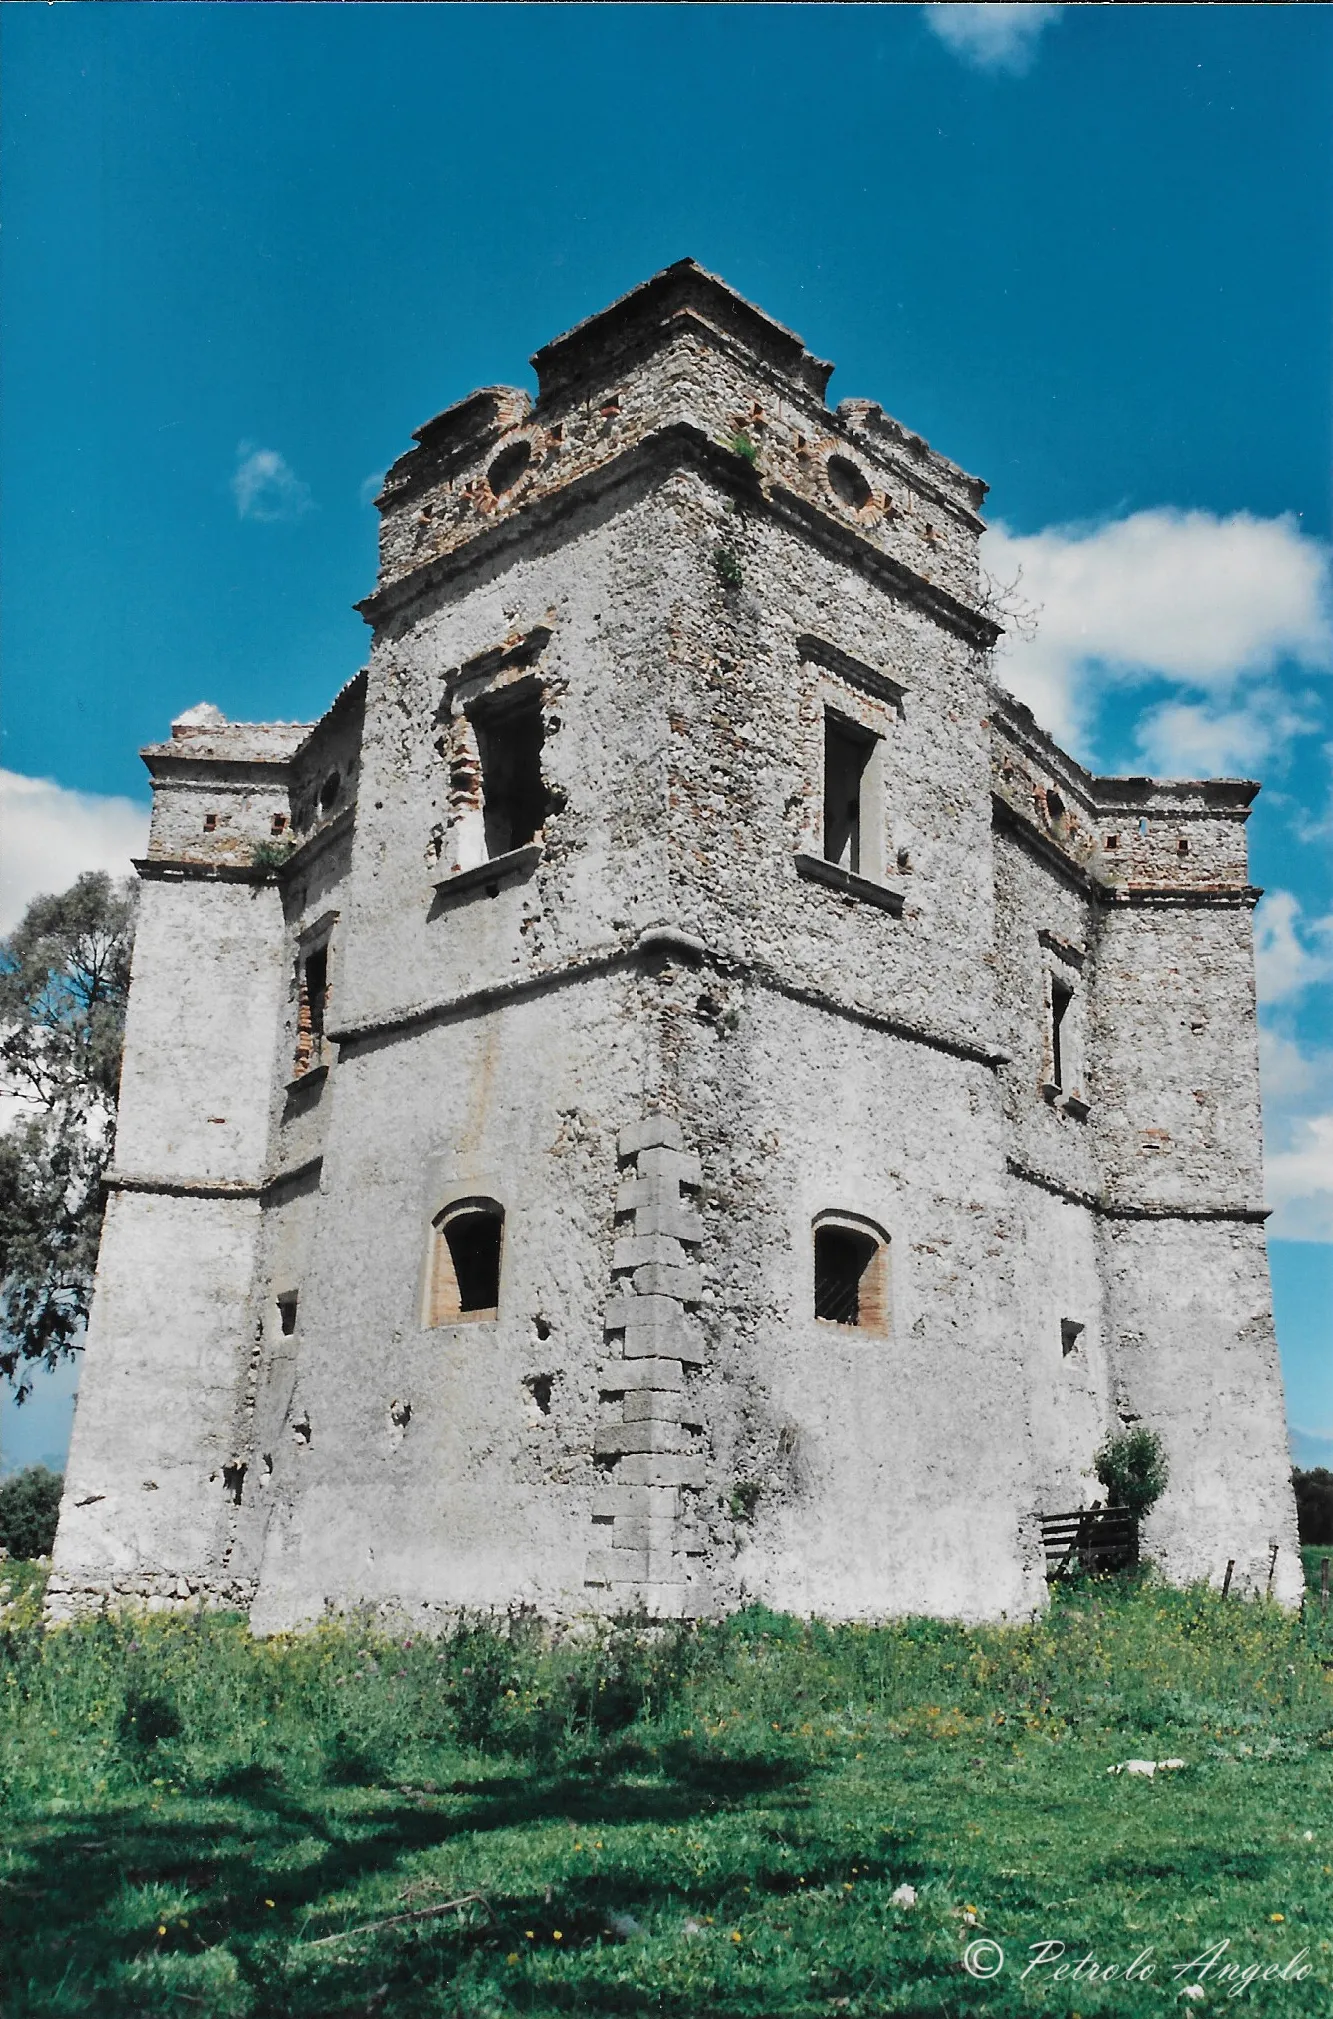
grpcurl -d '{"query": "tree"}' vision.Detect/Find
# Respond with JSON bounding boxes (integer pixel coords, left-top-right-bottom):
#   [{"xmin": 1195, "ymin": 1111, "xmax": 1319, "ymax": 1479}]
[
  {"xmin": 0, "ymin": 1465, "xmax": 64, "ymax": 1559},
  {"xmin": 1094, "ymin": 1426, "xmax": 1169, "ymax": 1520},
  {"xmin": 1293, "ymin": 1468, "xmax": 1333, "ymax": 1547},
  {"xmin": 0, "ymin": 872, "xmax": 136, "ymax": 1397}
]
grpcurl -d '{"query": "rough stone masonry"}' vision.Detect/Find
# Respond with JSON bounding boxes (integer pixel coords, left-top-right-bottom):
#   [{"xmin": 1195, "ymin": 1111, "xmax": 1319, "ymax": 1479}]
[{"xmin": 49, "ymin": 261, "xmax": 1303, "ymax": 1627}]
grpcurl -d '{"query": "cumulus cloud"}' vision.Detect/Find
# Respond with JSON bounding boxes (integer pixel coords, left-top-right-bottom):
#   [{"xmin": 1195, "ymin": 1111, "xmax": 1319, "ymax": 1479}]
[
  {"xmin": 1266, "ymin": 1111, "xmax": 1333, "ymax": 1242},
  {"xmin": 0, "ymin": 771, "xmax": 149, "ymax": 934},
  {"xmin": 231, "ymin": 442, "xmax": 314, "ymax": 523},
  {"xmin": 1134, "ymin": 691, "xmax": 1318, "ymax": 782},
  {"xmin": 985, "ymin": 508, "xmax": 1332, "ymax": 755},
  {"xmin": 924, "ymin": 3, "xmax": 1063, "ymax": 75},
  {"xmin": 1258, "ymin": 1010, "xmax": 1333, "ymax": 1240},
  {"xmin": 1255, "ymin": 890, "xmax": 1333, "ymax": 1005}
]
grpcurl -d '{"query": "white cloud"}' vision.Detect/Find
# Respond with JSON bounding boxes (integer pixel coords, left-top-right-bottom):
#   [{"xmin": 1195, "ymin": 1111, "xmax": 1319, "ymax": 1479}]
[
  {"xmin": 0, "ymin": 771, "xmax": 149, "ymax": 935},
  {"xmin": 1133, "ymin": 691, "xmax": 1317, "ymax": 782},
  {"xmin": 1266, "ymin": 1111, "xmax": 1333, "ymax": 1242},
  {"xmin": 231, "ymin": 442, "xmax": 313, "ymax": 523},
  {"xmin": 1259, "ymin": 1025, "xmax": 1318, "ymax": 1105},
  {"xmin": 1255, "ymin": 891, "xmax": 1333, "ymax": 1005},
  {"xmin": 1258, "ymin": 1014, "xmax": 1333, "ymax": 1240},
  {"xmin": 985, "ymin": 509, "xmax": 1331, "ymax": 754},
  {"xmin": 924, "ymin": 3, "xmax": 1063, "ymax": 75},
  {"xmin": 359, "ymin": 469, "xmax": 386, "ymax": 509},
  {"xmin": 1291, "ymin": 1425, "xmax": 1333, "ymax": 1468}
]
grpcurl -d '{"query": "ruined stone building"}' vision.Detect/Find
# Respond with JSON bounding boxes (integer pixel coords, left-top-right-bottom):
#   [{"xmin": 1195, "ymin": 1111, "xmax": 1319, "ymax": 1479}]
[{"xmin": 50, "ymin": 262, "xmax": 1302, "ymax": 1626}]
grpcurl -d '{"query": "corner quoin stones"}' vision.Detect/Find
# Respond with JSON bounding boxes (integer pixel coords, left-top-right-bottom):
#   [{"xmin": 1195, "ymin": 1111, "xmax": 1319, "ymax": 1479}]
[{"xmin": 48, "ymin": 260, "xmax": 1303, "ymax": 1628}]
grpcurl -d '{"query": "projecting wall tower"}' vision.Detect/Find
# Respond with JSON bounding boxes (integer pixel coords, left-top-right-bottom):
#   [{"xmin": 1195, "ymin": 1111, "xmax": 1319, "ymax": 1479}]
[{"xmin": 50, "ymin": 262, "xmax": 1302, "ymax": 1625}]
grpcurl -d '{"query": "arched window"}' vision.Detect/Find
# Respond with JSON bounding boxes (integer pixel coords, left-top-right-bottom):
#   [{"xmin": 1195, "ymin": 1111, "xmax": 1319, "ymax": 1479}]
[
  {"xmin": 427, "ymin": 1199, "xmax": 504, "ymax": 1325},
  {"xmin": 813, "ymin": 1213, "xmax": 889, "ymax": 1333}
]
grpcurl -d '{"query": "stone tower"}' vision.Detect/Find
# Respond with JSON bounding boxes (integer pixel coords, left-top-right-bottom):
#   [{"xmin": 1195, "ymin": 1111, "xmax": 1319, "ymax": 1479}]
[{"xmin": 49, "ymin": 262, "xmax": 1303, "ymax": 1626}]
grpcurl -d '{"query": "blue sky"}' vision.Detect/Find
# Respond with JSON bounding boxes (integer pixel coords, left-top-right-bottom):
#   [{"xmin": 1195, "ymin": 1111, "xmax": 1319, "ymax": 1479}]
[{"xmin": 1, "ymin": 2, "xmax": 1329, "ymax": 1472}]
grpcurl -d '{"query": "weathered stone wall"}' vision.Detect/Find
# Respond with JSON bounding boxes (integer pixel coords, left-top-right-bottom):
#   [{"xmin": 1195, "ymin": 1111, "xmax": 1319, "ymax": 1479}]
[{"xmin": 53, "ymin": 259, "xmax": 1300, "ymax": 1626}]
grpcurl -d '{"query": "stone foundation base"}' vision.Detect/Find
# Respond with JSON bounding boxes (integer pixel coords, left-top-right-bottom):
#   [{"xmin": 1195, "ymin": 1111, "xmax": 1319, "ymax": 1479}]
[{"xmin": 43, "ymin": 1573, "xmax": 258, "ymax": 1625}]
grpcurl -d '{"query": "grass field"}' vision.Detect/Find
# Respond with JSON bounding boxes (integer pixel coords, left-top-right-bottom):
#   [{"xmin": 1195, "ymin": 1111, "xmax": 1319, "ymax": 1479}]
[{"xmin": 2, "ymin": 1567, "xmax": 1331, "ymax": 2018}]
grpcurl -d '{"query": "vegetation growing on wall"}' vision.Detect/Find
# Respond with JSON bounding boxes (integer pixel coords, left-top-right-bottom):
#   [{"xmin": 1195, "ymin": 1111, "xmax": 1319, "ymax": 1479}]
[{"xmin": 1094, "ymin": 1426, "xmax": 1169, "ymax": 1520}]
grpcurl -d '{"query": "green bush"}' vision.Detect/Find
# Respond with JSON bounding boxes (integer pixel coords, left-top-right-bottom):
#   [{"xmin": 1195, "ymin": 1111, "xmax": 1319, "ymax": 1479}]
[
  {"xmin": 0, "ymin": 1464, "xmax": 63, "ymax": 1558},
  {"xmin": 1094, "ymin": 1426, "xmax": 1169, "ymax": 1519}
]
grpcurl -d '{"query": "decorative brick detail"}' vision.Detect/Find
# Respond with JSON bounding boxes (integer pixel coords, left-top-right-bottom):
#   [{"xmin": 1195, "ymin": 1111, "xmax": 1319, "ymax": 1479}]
[{"xmin": 587, "ymin": 1114, "xmax": 709, "ymax": 1615}]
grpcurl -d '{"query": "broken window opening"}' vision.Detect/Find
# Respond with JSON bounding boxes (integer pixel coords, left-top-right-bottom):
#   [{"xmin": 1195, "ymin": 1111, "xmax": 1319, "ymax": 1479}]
[
  {"xmin": 1061, "ymin": 1319, "xmax": 1085, "ymax": 1358},
  {"xmin": 823, "ymin": 713, "xmax": 875, "ymax": 875},
  {"xmin": 471, "ymin": 687, "xmax": 547, "ymax": 859},
  {"xmin": 294, "ymin": 945, "xmax": 329, "ymax": 1077},
  {"xmin": 1051, "ymin": 978, "xmax": 1073, "ymax": 1092},
  {"xmin": 813, "ymin": 1218, "xmax": 889, "ymax": 1332},
  {"xmin": 428, "ymin": 1199, "xmax": 504, "ymax": 1325},
  {"xmin": 277, "ymin": 1292, "xmax": 299, "ymax": 1337}
]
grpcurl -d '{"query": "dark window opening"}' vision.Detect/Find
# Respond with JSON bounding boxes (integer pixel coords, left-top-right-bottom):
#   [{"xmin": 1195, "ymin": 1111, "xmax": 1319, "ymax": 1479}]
[
  {"xmin": 222, "ymin": 1461, "xmax": 246, "ymax": 1506},
  {"xmin": 472, "ymin": 689, "xmax": 547, "ymax": 858},
  {"xmin": 271, "ymin": 813, "xmax": 288, "ymax": 835},
  {"xmin": 319, "ymin": 770, "xmax": 341, "ymax": 814},
  {"xmin": 1105, "ymin": 833, "xmax": 1119, "ymax": 850},
  {"xmin": 1061, "ymin": 1319, "xmax": 1085, "ymax": 1358},
  {"xmin": 827, "ymin": 455, "xmax": 872, "ymax": 510},
  {"xmin": 203, "ymin": 812, "xmax": 218, "ymax": 832},
  {"xmin": 488, "ymin": 440, "xmax": 532, "ymax": 495},
  {"xmin": 277, "ymin": 1293, "xmax": 299, "ymax": 1336},
  {"xmin": 814, "ymin": 1223, "xmax": 885, "ymax": 1329},
  {"xmin": 823, "ymin": 714, "xmax": 875, "ymax": 875},
  {"xmin": 1046, "ymin": 789, "xmax": 1066, "ymax": 821},
  {"xmin": 429, "ymin": 1201, "xmax": 504, "ymax": 1324},
  {"xmin": 294, "ymin": 945, "xmax": 329, "ymax": 1077},
  {"xmin": 1177, "ymin": 835, "xmax": 1190, "ymax": 855},
  {"xmin": 1051, "ymin": 978, "xmax": 1073, "ymax": 1091}
]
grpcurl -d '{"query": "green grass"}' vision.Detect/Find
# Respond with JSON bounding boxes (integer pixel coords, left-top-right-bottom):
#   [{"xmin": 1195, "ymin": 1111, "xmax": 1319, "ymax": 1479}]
[
  {"xmin": 1303, "ymin": 1544, "xmax": 1331, "ymax": 1597},
  {"xmin": 2, "ymin": 1575, "xmax": 1332, "ymax": 2016}
]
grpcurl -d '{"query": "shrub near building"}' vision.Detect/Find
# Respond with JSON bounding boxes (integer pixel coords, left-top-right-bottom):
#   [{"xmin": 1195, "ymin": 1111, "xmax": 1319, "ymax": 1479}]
[{"xmin": 0, "ymin": 1464, "xmax": 63, "ymax": 1561}]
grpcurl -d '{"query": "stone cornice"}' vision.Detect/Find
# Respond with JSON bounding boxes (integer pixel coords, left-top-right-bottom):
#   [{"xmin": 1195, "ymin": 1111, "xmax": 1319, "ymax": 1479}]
[
  {"xmin": 329, "ymin": 926, "xmax": 1007, "ymax": 1071},
  {"xmin": 358, "ymin": 421, "xmax": 1000, "ymax": 651},
  {"xmin": 1006, "ymin": 1156, "xmax": 1269, "ymax": 1223},
  {"xmin": 991, "ymin": 796, "xmax": 1257, "ymax": 910}
]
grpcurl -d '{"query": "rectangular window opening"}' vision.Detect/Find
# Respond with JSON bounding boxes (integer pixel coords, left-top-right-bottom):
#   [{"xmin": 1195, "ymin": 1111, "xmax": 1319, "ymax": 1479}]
[
  {"xmin": 1061, "ymin": 1318, "xmax": 1085, "ymax": 1357},
  {"xmin": 472, "ymin": 688, "xmax": 547, "ymax": 859},
  {"xmin": 294, "ymin": 945, "xmax": 329, "ymax": 1077},
  {"xmin": 823, "ymin": 714, "xmax": 875, "ymax": 875},
  {"xmin": 814, "ymin": 1223, "xmax": 888, "ymax": 1331},
  {"xmin": 277, "ymin": 1293, "xmax": 299, "ymax": 1337},
  {"xmin": 1050, "ymin": 978, "xmax": 1073, "ymax": 1092},
  {"xmin": 429, "ymin": 1203, "xmax": 504, "ymax": 1325}
]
